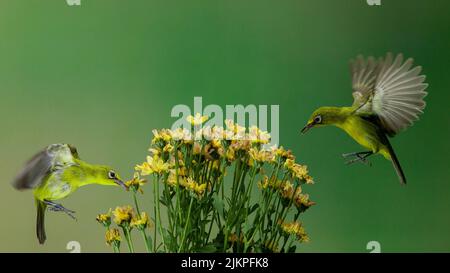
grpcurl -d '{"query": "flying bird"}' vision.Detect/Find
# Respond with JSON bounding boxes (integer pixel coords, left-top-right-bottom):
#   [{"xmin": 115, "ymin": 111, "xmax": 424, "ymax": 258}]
[
  {"xmin": 12, "ymin": 144, "xmax": 126, "ymax": 244},
  {"xmin": 301, "ymin": 53, "xmax": 428, "ymax": 184}
]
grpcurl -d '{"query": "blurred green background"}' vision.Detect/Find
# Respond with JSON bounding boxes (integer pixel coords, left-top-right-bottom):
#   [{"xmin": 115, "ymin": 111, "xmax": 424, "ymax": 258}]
[{"xmin": 0, "ymin": 0, "xmax": 449, "ymax": 252}]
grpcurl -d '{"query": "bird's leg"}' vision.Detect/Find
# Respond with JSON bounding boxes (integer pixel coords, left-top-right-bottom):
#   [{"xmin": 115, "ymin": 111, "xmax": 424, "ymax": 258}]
[
  {"xmin": 342, "ymin": 151, "xmax": 373, "ymax": 166},
  {"xmin": 342, "ymin": 151, "xmax": 372, "ymax": 158},
  {"xmin": 44, "ymin": 200, "xmax": 77, "ymax": 221}
]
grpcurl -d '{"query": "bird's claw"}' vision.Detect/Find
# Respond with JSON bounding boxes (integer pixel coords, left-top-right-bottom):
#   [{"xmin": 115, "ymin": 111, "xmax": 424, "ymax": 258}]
[
  {"xmin": 342, "ymin": 151, "xmax": 373, "ymax": 166},
  {"xmin": 345, "ymin": 156, "xmax": 372, "ymax": 166},
  {"xmin": 47, "ymin": 205, "xmax": 77, "ymax": 221},
  {"xmin": 342, "ymin": 152, "xmax": 356, "ymax": 158},
  {"xmin": 67, "ymin": 212, "xmax": 77, "ymax": 221}
]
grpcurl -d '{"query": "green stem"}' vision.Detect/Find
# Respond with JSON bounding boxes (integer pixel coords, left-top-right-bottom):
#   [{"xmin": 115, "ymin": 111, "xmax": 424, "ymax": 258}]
[
  {"xmin": 122, "ymin": 226, "xmax": 135, "ymax": 253},
  {"xmin": 132, "ymin": 192, "xmax": 141, "ymax": 215},
  {"xmin": 163, "ymin": 182, "xmax": 174, "ymax": 238},
  {"xmin": 141, "ymin": 229, "xmax": 151, "ymax": 253},
  {"xmin": 267, "ymin": 196, "xmax": 282, "ymax": 242},
  {"xmin": 131, "ymin": 193, "xmax": 151, "ymax": 253},
  {"xmin": 205, "ymin": 210, "xmax": 216, "ymax": 245},
  {"xmin": 179, "ymin": 197, "xmax": 194, "ymax": 252},
  {"xmin": 153, "ymin": 180, "xmax": 158, "ymax": 252},
  {"xmin": 133, "ymin": 190, "xmax": 150, "ymax": 249},
  {"xmin": 155, "ymin": 175, "xmax": 167, "ymax": 252},
  {"xmin": 249, "ymin": 181, "xmax": 278, "ymax": 247},
  {"xmin": 174, "ymin": 143, "xmax": 182, "ymax": 247},
  {"xmin": 281, "ymin": 235, "xmax": 289, "ymax": 252},
  {"xmin": 113, "ymin": 243, "xmax": 120, "ymax": 253},
  {"xmin": 286, "ymin": 211, "xmax": 302, "ymax": 250},
  {"xmin": 242, "ymin": 167, "xmax": 258, "ymax": 252},
  {"xmin": 245, "ymin": 166, "xmax": 258, "ymax": 208}
]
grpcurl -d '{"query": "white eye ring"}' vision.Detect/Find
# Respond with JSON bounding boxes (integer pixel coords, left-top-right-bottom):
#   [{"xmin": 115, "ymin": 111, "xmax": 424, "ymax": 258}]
[
  {"xmin": 314, "ymin": 115, "xmax": 322, "ymax": 123},
  {"xmin": 108, "ymin": 171, "xmax": 116, "ymax": 179}
]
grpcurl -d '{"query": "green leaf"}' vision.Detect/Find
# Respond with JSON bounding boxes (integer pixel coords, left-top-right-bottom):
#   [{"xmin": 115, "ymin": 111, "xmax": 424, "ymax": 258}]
[
  {"xmin": 201, "ymin": 219, "xmax": 211, "ymax": 224},
  {"xmin": 146, "ymin": 234, "xmax": 153, "ymax": 251},
  {"xmin": 248, "ymin": 203, "xmax": 259, "ymax": 215},
  {"xmin": 159, "ymin": 198, "xmax": 168, "ymax": 207},
  {"xmin": 288, "ymin": 245, "xmax": 297, "ymax": 253},
  {"xmin": 195, "ymin": 244, "xmax": 217, "ymax": 253},
  {"xmin": 243, "ymin": 220, "xmax": 252, "ymax": 234},
  {"xmin": 212, "ymin": 230, "xmax": 225, "ymax": 246},
  {"xmin": 225, "ymin": 197, "xmax": 232, "ymax": 207},
  {"xmin": 213, "ymin": 195, "xmax": 224, "ymax": 220}
]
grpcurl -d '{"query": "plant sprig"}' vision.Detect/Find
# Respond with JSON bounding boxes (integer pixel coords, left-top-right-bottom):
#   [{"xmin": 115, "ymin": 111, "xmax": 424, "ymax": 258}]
[{"xmin": 97, "ymin": 115, "xmax": 315, "ymax": 253}]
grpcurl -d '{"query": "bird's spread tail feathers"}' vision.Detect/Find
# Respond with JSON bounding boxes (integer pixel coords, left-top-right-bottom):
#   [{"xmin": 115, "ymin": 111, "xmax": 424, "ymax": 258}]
[
  {"xmin": 36, "ymin": 199, "xmax": 47, "ymax": 244},
  {"xmin": 385, "ymin": 139, "xmax": 407, "ymax": 185}
]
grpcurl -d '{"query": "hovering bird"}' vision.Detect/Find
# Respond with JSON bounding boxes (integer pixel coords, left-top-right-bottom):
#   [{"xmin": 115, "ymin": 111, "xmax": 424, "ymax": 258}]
[
  {"xmin": 301, "ymin": 53, "xmax": 428, "ymax": 184},
  {"xmin": 12, "ymin": 144, "xmax": 126, "ymax": 244}
]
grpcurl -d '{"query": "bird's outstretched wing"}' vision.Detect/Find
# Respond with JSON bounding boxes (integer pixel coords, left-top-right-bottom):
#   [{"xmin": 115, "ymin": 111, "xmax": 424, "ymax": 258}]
[
  {"xmin": 12, "ymin": 144, "xmax": 79, "ymax": 190},
  {"xmin": 350, "ymin": 53, "xmax": 428, "ymax": 136}
]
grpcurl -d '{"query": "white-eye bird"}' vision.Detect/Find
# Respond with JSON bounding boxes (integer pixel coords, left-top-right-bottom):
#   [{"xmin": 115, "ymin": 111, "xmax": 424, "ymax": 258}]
[
  {"xmin": 12, "ymin": 144, "xmax": 126, "ymax": 244},
  {"xmin": 302, "ymin": 53, "xmax": 428, "ymax": 184}
]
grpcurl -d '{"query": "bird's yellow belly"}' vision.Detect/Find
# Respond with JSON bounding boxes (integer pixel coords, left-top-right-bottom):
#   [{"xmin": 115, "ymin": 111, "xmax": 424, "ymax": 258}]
[
  {"xmin": 338, "ymin": 117, "xmax": 383, "ymax": 153},
  {"xmin": 34, "ymin": 175, "xmax": 75, "ymax": 201},
  {"xmin": 344, "ymin": 126, "xmax": 374, "ymax": 150}
]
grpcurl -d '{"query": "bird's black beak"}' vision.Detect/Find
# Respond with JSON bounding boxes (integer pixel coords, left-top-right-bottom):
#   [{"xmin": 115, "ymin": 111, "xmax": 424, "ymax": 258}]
[
  {"xmin": 114, "ymin": 179, "xmax": 128, "ymax": 190},
  {"xmin": 301, "ymin": 122, "xmax": 314, "ymax": 134}
]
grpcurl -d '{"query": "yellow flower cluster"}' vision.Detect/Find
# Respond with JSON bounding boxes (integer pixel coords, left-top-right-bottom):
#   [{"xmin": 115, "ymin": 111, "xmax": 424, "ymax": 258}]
[
  {"xmin": 279, "ymin": 221, "xmax": 309, "ymax": 243},
  {"xmin": 113, "ymin": 206, "xmax": 134, "ymax": 226},
  {"xmin": 248, "ymin": 148, "xmax": 275, "ymax": 165},
  {"xmin": 171, "ymin": 128, "xmax": 193, "ymax": 143},
  {"xmin": 293, "ymin": 193, "xmax": 316, "ymax": 212},
  {"xmin": 258, "ymin": 175, "xmax": 282, "ymax": 190},
  {"xmin": 167, "ymin": 172, "xmax": 207, "ymax": 197},
  {"xmin": 263, "ymin": 240, "xmax": 279, "ymax": 253},
  {"xmin": 151, "ymin": 128, "xmax": 173, "ymax": 144},
  {"xmin": 99, "ymin": 206, "xmax": 152, "ymax": 248},
  {"xmin": 105, "ymin": 228, "xmax": 121, "ymax": 246},
  {"xmin": 135, "ymin": 117, "xmax": 283, "ymax": 197},
  {"xmin": 135, "ymin": 155, "xmax": 170, "ymax": 175},
  {"xmin": 131, "ymin": 212, "xmax": 152, "ymax": 230},
  {"xmin": 187, "ymin": 113, "xmax": 209, "ymax": 126},
  {"xmin": 280, "ymin": 182, "xmax": 315, "ymax": 210},
  {"xmin": 258, "ymin": 176, "xmax": 315, "ymax": 211},
  {"xmin": 184, "ymin": 178, "xmax": 207, "ymax": 196},
  {"xmin": 125, "ymin": 173, "xmax": 147, "ymax": 193},
  {"xmin": 275, "ymin": 146, "xmax": 294, "ymax": 160},
  {"xmin": 280, "ymin": 181, "xmax": 299, "ymax": 200},
  {"xmin": 99, "ymin": 115, "xmax": 316, "ymax": 253},
  {"xmin": 249, "ymin": 126, "xmax": 271, "ymax": 144},
  {"xmin": 149, "ymin": 116, "xmax": 272, "ymax": 143},
  {"xmin": 284, "ymin": 159, "xmax": 314, "ymax": 184},
  {"xmin": 96, "ymin": 209, "xmax": 111, "ymax": 227}
]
